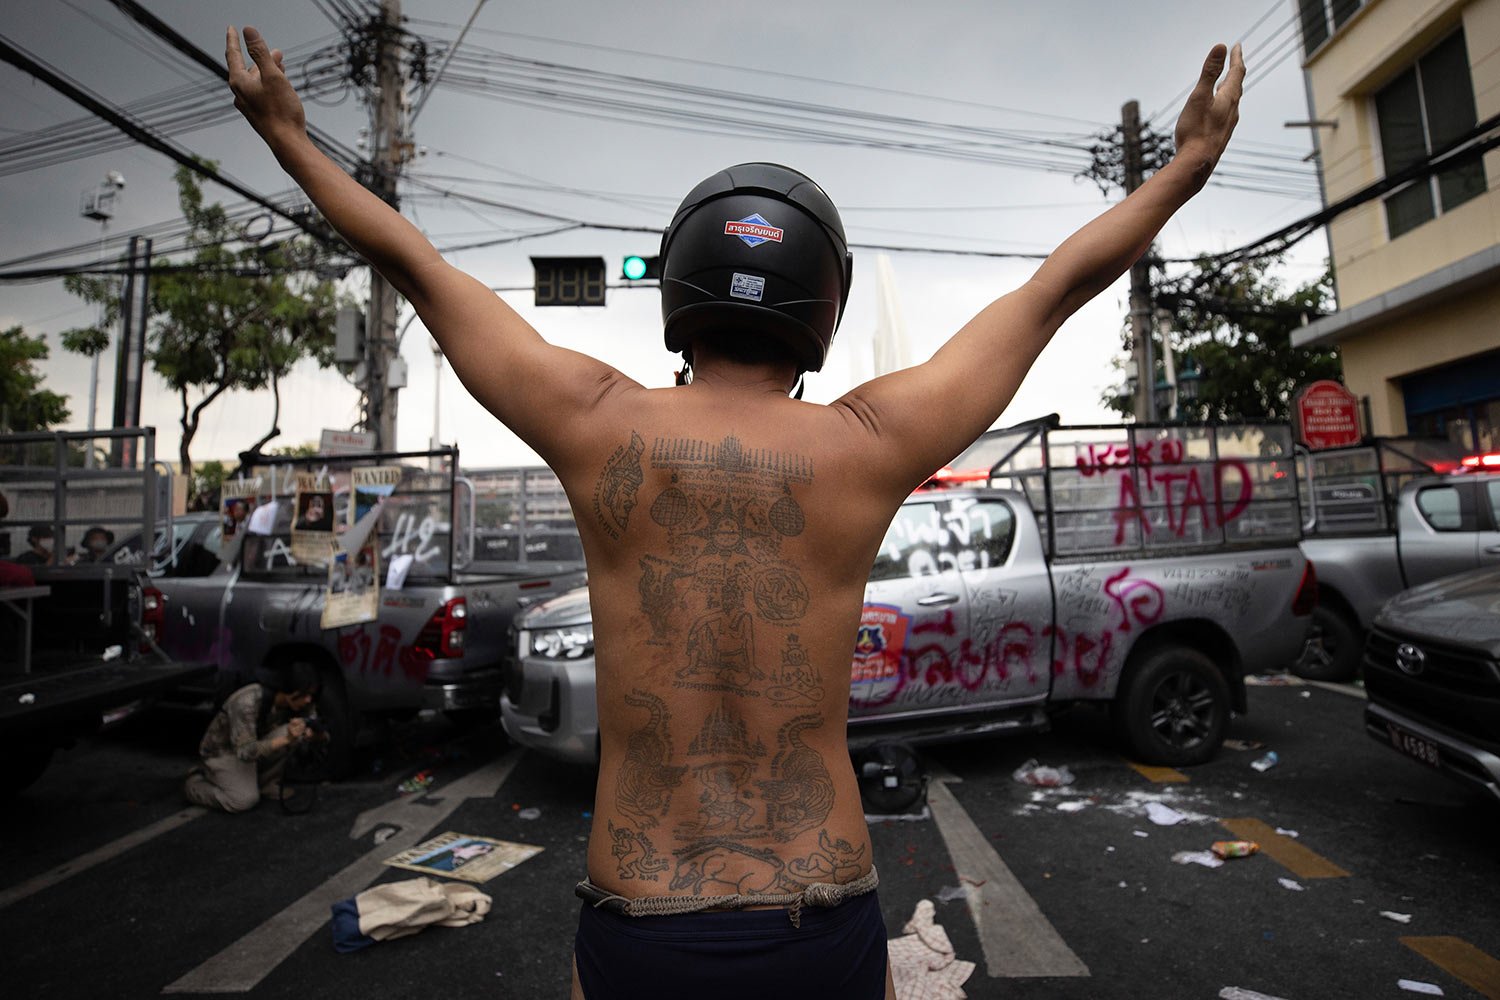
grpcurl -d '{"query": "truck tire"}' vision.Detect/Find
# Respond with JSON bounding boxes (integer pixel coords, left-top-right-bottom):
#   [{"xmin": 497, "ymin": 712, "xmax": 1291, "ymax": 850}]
[
  {"xmin": 1113, "ymin": 647, "xmax": 1230, "ymax": 767},
  {"xmin": 1291, "ymin": 605, "xmax": 1362, "ymax": 682},
  {"xmin": 283, "ymin": 662, "xmax": 357, "ymax": 781}
]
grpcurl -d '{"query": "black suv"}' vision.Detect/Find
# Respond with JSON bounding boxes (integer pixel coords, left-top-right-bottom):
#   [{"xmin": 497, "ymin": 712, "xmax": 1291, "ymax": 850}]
[{"xmin": 1364, "ymin": 564, "xmax": 1500, "ymax": 802}]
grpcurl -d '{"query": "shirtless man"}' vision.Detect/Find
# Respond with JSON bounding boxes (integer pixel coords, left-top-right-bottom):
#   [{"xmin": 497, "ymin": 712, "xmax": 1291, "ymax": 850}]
[{"xmin": 226, "ymin": 27, "xmax": 1242, "ymax": 999}]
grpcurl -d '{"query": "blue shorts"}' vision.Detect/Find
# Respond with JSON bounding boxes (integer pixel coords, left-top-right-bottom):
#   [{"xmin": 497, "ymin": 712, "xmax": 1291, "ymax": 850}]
[{"xmin": 574, "ymin": 890, "xmax": 889, "ymax": 1000}]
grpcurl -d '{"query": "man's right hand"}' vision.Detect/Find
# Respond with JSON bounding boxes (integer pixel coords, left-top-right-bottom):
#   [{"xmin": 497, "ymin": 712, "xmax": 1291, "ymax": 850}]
[
  {"xmin": 287, "ymin": 717, "xmax": 309, "ymax": 743},
  {"xmin": 226, "ymin": 26, "xmax": 307, "ymax": 148}
]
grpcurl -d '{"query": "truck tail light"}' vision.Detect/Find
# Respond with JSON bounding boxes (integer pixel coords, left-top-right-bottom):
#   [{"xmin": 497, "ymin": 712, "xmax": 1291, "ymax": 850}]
[
  {"xmin": 412, "ymin": 597, "xmax": 467, "ymax": 660},
  {"xmin": 1291, "ymin": 562, "xmax": 1317, "ymax": 617},
  {"xmin": 140, "ymin": 585, "xmax": 165, "ymax": 652}
]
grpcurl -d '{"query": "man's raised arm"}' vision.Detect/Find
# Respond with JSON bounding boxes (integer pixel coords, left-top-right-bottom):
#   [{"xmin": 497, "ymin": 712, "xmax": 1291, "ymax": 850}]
[
  {"xmin": 836, "ymin": 44, "xmax": 1245, "ymax": 492},
  {"xmin": 225, "ymin": 26, "xmax": 626, "ymax": 465}
]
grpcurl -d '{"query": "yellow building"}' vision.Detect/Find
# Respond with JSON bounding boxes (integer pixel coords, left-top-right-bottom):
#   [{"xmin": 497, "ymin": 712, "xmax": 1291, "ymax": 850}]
[{"xmin": 1290, "ymin": 0, "xmax": 1500, "ymax": 455}]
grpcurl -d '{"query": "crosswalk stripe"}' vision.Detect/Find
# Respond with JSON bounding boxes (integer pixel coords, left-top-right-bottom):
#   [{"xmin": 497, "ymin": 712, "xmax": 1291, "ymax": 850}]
[
  {"xmin": 926, "ymin": 778, "xmax": 1089, "ymax": 979},
  {"xmin": 1402, "ymin": 937, "xmax": 1500, "ymax": 999},
  {"xmin": 1218, "ymin": 817, "xmax": 1350, "ymax": 879}
]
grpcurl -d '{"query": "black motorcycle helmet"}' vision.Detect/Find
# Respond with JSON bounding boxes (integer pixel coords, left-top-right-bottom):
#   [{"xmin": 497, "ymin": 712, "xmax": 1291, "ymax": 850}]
[{"xmin": 660, "ymin": 162, "xmax": 853, "ymax": 374}]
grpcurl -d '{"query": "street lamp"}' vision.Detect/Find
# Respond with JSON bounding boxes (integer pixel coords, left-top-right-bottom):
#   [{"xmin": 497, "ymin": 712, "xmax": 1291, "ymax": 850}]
[
  {"xmin": 79, "ymin": 170, "xmax": 124, "ymax": 467},
  {"xmin": 1153, "ymin": 374, "xmax": 1173, "ymax": 420},
  {"xmin": 1177, "ymin": 356, "xmax": 1204, "ymax": 405}
]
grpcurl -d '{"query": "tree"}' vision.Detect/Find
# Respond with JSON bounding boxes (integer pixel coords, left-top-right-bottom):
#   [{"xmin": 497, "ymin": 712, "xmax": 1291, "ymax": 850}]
[
  {"xmin": 0, "ymin": 325, "xmax": 71, "ymax": 433},
  {"xmin": 1104, "ymin": 254, "xmax": 1343, "ymax": 423},
  {"xmin": 66, "ymin": 165, "xmax": 352, "ymax": 482}
]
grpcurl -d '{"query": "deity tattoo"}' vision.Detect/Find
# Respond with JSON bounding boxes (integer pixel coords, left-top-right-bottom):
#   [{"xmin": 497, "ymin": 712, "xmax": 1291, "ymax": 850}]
[
  {"xmin": 628, "ymin": 434, "xmax": 815, "ymax": 696},
  {"xmin": 593, "ymin": 431, "xmax": 645, "ymax": 540}
]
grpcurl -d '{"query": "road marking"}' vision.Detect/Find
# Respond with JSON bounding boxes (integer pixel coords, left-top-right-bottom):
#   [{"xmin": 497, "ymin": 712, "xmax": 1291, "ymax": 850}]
[
  {"xmin": 926, "ymin": 778, "xmax": 1089, "ymax": 978},
  {"xmin": 1218, "ymin": 817, "xmax": 1350, "ymax": 879},
  {"xmin": 163, "ymin": 749, "xmax": 524, "ymax": 994},
  {"xmin": 1125, "ymin": 761, "xmax": 1189, "ymax": 783},
  {"xmin": 1402, "ymin": 937, "xmax": 1500, "ymax": 999},
  {"xmin": 1304, "ymin": 680, "xmax": 1366, "ymax": 699},
  {"xmin": 0, "ymin": 807, "xmax": 207, "ymax": 912}
]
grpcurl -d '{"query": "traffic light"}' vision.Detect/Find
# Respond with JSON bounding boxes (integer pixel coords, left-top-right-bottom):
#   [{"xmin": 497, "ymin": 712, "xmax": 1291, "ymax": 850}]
[{"xmin": 622, "ymin": 255, "xmax": 661, "ymax": 281}]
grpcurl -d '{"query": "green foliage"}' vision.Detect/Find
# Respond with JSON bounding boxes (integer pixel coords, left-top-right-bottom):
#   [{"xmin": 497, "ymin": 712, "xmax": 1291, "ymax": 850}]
[
  {"xmin": 0, "ymin": 325, "xmax": 71, "ymax": 432},
  {"xmin": 64, "ymin": 164, "xmax": 353, "ymax": 480},
  {"xmin": 1105, "ymin": 255, "xmax": 1342, "ymax": 423},
  {"xmin": 268, "ymin": 441, "xmax": 322, "ymax": 458},
  {"xmin": 189, "ymin": 459, "xmax": 227, "ymax": 510}
]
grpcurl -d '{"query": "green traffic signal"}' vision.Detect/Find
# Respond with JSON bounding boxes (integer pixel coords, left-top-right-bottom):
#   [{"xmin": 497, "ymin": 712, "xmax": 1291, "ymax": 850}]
[{"xmin": 621, "ymin": 255, "xmax": 660, "ymax": 281}]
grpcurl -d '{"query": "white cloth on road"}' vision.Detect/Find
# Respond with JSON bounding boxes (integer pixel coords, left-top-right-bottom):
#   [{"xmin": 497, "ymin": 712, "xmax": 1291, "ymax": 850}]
[
  {"xmin": 888, "ymin": 898, "xmax": 975, "ymax": 1000},
  {"xmin": 355, "ymin": 877, "xmax": 492, "ymax": 942}
]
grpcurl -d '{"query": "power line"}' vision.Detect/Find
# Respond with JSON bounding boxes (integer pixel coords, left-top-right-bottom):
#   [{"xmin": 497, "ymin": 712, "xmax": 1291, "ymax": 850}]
[
  {"xmin": 0, "ymin": 31, "xmax": 345, "ymax": 250},
  {"xmin": 405, "ymin": 15, "xmax": 1114, "ymax": 132}
]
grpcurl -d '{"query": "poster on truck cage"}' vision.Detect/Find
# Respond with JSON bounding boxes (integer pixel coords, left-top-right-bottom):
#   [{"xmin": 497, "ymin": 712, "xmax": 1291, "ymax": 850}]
[
  {"xmin": 350, "ymin": 465, "xmax": 403, "ymax": 525},
  {"xmin": 219, "ymin": 476, "xmax": 261, "ymax": 559},
  {"xmin": 321, "ymin": 538, "xmax": 379, "ymax": 629},
  {"xmin": 291, "ymin": 472, "xmax": 335, "ymax": 565}
]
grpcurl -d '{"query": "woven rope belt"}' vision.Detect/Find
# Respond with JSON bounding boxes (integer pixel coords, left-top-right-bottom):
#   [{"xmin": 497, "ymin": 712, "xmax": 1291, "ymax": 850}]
[{"xmin": 575, "ymin": 866, "xmax": 879, "ymax": 928}]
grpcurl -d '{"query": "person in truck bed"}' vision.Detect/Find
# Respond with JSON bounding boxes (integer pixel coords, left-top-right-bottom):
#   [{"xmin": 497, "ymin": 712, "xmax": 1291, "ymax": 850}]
[{"xmin": 226, "ymin": 26, "xmax": 1243, "ymax": 999}]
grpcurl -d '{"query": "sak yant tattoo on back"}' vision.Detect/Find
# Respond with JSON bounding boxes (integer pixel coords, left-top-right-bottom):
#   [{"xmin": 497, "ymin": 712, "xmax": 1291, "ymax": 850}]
[{"xmin": 601, "ymin": 432, "xmax": 824, "ymax": 701}]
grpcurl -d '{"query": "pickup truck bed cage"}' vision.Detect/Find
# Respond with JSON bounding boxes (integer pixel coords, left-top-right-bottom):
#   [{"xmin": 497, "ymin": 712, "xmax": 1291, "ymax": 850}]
[
  {"xmin": 1298, "ymin": 436, "xmax": 1471, "ymax": 536},
  {"xmin": 946, "ymin": 418, "xmax": 1301, "ymax": 560}
]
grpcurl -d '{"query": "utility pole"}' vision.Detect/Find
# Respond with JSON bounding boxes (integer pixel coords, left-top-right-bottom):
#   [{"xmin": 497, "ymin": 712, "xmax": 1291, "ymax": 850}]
[
  {"xmin": 364, "ymin": 0, "xmax": 408, "ymax": 450},
  {"xmin": 1121, "ymin": 100, "xmax": 1158, "ymax": 424}
]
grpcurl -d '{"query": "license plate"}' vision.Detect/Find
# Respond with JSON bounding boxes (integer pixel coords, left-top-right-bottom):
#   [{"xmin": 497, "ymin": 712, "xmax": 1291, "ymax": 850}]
[{"xmin": 1386, "ymin": 722, "xmax": 1441, "ymax": 768}]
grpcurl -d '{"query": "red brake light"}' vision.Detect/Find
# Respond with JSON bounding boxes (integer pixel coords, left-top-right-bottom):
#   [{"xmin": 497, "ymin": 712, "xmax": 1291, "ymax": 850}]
[
  {"xmin": 1291, "ymin": 562, "xmax": 1318, "ymax": 617},
  {"xmin": 1459, "ymin": 452, "xmax": 1500, "ymax": 469},
  {"xmin": 140, "ymin": 585, "xmax": 165, "ymax": 652},
  {"xmin": 412, "ymin": 597, "xmax": 467, "ymax": 660}
]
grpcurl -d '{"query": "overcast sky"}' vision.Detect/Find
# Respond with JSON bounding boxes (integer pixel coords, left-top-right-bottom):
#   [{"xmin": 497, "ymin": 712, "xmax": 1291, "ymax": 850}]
[{"xmin": 0, "ymin": 0, "xmax": 1327, "ymax": 470}]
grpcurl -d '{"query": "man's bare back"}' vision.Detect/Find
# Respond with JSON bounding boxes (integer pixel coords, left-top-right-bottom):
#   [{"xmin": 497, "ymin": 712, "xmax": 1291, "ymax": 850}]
[{"xmin": 565, "ymin": 380, "xmax": 907, "ymax": 900}]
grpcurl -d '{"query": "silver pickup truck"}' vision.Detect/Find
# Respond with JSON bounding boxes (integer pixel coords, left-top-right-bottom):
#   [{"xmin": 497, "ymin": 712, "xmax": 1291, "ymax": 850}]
[
  {"xmin": 503, "ymin": 420, "xmax": 1315, "ymax": 769},
  {"xmin": 151, "ymin": 452, "xmax": 584, "ymax": 775},
  {"xmin": 1293, "ymin": 440, "xmax": 1500, "ymax": 680}
]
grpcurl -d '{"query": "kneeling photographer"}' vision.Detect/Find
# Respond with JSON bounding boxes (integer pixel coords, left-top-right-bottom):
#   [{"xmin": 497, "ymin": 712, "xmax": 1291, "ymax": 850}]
[{"xmin": 184, "ymin": 663, "xmax": 327, "ymax": 813}]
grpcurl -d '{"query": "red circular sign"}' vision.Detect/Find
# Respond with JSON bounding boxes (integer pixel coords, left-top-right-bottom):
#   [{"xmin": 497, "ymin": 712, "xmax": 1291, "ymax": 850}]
[{"xmin": 1296, "ymin": 380, "xmax": 1361, "ymax": 450}]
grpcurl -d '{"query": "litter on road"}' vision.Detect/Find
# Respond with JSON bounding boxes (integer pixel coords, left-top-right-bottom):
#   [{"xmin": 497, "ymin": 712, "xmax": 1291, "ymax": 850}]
[
  {"xmin": 1145, "ymin": 802, "xmax": 1189, "ymax": 826},
  {"xmin": 1212, "ymin": 840, "xmax": 1260, "ymax": 860},
  {"xmin": 1012, "ymin": 759, "xmax": 1075, "ymax": 787},
  {"xmin": 1219, "ymin": 989, "xmax": 1292, "ymax": 1000},
  {"xmin": 383, "ymin": 831, "xmax": 544, "ymax": 885},
  {"xmin": 1251, "ymin": 752, "xmax": 1280, "ymax": 773},
  {"xmin": 1172, "ymin": 850, "xmax": 1225, "ymax": 869},
  {"xmin": 1380, "ymin": 911, "xmax": 1414, "ymax": 924},
  {"xmin": 1397, "ymin": 980, "xmax": 1444, "ymax": 995},
  {"xmin": 1278, "ymin": 878, "xmax": 1305, "ymax": 891}
]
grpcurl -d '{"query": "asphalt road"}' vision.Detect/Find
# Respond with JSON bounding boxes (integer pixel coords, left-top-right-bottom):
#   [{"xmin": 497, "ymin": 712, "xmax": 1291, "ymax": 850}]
[{"xmin": 4, "ymin": 679, "xmax": 1497, "ymax": 1000}]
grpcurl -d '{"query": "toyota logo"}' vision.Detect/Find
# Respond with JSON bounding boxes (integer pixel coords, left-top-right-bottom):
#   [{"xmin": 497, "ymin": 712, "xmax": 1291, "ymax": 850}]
[{"xmin": 1395, "ymin": 643, "xmax": 1427, "ymax": 676}]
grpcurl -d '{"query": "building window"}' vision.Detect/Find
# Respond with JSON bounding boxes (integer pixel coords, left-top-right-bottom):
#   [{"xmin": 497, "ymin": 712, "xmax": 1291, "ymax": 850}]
[
  {"xmin": 1375, "ymin": 29, "xmax": 1486, "ymax": 240},
  {"xmin": 1300, "ymin": 0, "xmax": 1364, "ymax": 57}
]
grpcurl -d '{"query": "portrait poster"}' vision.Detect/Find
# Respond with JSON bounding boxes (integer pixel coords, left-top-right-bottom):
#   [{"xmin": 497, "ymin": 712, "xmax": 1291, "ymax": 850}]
[
  {"xmin": 351, "ymin": 465, "xmax": 403, "ymax": 526},
  {"xmin": 291, "ymin": 472, "xmax": 335, "ymax": 565},
  {"xmin": 321, "ymin": 540, "xmax": 380, "ymax": 629},
  {"xmin": 382, "ymin": 831, "xmax": 544, "ymax": 885},
  {"xmin": 219, "ymin": 476, "xmax": 261, "ymax": 559}
]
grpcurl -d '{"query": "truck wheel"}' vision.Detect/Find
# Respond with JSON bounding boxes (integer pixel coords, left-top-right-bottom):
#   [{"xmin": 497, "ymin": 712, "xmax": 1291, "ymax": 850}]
[
  {"xmin": 0, "ymin": 743, "xmax": 53, "ymax": 798},
  {"xmin": 1113, "ymin": 647, "xmax": 1230, "ymax": 767},
  {"xmin": 1291, "ymin": 606, "xmax": 1362, "ymax": 682},
  {"xmin": 290, "ymin": 665, "xmax": 357, "ymax": 781}
]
